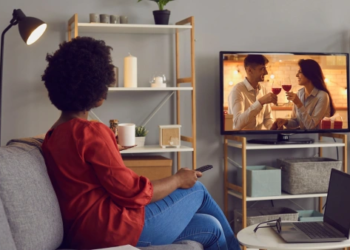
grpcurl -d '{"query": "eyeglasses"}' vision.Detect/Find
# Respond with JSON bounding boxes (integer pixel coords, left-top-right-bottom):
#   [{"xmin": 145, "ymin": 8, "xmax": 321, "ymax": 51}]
[{"xmin": 254, "ymin": 217, "xmax": 281, "ymax": 233}]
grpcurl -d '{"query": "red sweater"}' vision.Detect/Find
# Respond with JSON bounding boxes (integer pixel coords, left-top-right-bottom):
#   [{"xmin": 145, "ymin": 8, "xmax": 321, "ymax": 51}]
[{"xmin": 42, "ymin": 118, "xmax": 153, "ymax": 249}]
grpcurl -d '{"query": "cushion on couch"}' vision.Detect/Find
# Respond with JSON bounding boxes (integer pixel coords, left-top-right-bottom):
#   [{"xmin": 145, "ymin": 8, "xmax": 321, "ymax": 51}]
[
  {"xmin": 0, "ymin": 196, "xmax": 16, "ymax": 250},
  {"xmin": 0, "ymin": 141, "xmax": 63, "ymax": 250}
]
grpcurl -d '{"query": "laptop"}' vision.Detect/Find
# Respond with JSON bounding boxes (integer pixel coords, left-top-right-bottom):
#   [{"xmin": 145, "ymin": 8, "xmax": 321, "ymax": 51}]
[{"xmin": 272, "ymin": 169, "xmax": 350, "ymax": 243}]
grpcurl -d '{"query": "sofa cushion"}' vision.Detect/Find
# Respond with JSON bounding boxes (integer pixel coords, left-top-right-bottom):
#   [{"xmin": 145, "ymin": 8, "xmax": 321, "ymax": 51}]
[
  {"xmin": 0, "ymin": 196, "xmax": 17, "ymax": 250},
  {"xmin": 0, "ymin": 141, "xmax": 63, "ymax": 250}
]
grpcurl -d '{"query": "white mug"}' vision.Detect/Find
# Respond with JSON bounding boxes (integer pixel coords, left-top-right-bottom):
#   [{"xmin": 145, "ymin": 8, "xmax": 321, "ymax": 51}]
[{"xmin": 118, "ymin": 123, "xmax": 135, "ymax": 146}]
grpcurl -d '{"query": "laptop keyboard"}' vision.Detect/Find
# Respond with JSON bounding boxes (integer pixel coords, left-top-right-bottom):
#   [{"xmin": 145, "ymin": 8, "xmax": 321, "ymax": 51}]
[{"xmin": 293, "ymin": 222, "xmax": 340, "ymax": 239}]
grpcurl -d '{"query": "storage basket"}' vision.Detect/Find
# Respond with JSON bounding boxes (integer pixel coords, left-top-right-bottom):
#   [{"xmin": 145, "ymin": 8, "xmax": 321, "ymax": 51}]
[
  {"xmin": 236, "ymin": 165, "xmax": 281, "ymax": 197},
  {"xmin": 277, "ymin": 157, "xmax": 342, "ymax": 194},
  {"xmin": 233, "ymin": 207, "xmax": 298, "ymax": 234},
  {"xmin": 297, "ymin": 210, "xmax": 323, "ymax": 222}
]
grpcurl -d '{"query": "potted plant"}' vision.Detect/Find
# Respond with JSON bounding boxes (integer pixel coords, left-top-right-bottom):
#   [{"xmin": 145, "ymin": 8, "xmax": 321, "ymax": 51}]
[
  {"xmin": 137, "ymin": 0, "xmax": 174, "ymax": 25},
  {"xmin": 135, "ymin": 126, "xmax": 148, "ymax": 147}
]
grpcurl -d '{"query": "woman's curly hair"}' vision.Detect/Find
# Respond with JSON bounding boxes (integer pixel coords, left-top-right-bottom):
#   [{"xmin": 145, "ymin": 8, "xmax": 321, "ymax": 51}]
[{"xmin": 42, "ymin": 37, "xmax": 115, "ymax": 112}]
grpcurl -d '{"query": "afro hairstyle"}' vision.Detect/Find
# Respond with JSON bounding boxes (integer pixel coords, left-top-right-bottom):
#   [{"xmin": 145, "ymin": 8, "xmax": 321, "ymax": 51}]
[{"xmin": 42, "ymin": 36, "xmax": 115, "ymax": 112}]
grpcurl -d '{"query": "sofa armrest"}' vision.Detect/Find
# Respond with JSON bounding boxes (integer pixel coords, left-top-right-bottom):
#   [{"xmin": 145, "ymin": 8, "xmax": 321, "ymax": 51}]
[
  {"xmin": 58, "ymin": 245, "xmax": 138, "ymax": 250},
  {"xmin": 57, "ymin": 245, "xmax": 139, "ymax": 250},
  {"xmin": 58, "ymin": 241, "xmax": 203, "ymax": 250},
  {"xmin": 138, "ymin": 241, "xmax": 203, "ymax": 250}
]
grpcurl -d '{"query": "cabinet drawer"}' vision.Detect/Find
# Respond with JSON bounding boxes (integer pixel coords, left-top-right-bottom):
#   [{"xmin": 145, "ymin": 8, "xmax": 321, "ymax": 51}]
[
  {"xmin": 122, "ymin": 155, "xmax": 172, "ymax": 181},
  {"xmin": 128, "ymin": 166, "xmax": 172, "ymax": 181}
]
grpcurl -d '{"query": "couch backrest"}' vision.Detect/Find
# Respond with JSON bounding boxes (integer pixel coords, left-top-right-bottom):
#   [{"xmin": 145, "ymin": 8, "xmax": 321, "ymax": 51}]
[{"xmin": 0, "ymin": 141, "xmax": 63, "ymax": 250}]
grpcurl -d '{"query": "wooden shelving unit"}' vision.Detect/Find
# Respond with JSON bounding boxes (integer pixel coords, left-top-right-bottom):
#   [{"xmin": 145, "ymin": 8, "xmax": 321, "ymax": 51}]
[
  {"xmin": 120, "ymin": 145, "xmax": 194, "ymax": 154},
  {"xmin": 224, "ymin": 133, "xmax": 347, "ymax": 250},
  {"xmin": 67, "ymin": 14, "xmax": 197, "ymax": 171},
  {"xmin": 108, "ymin": 87, "xmax": 193, "ymax": 91},
  {"xmin": 76, "ymin": 23, "xmax": 192, "ymax": 34}
]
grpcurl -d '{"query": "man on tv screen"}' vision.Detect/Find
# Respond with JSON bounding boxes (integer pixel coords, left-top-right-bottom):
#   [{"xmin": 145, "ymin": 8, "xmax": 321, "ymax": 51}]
[{"xmin": 228, "ymin": 55, "xmax": 278, "ymax": 130}]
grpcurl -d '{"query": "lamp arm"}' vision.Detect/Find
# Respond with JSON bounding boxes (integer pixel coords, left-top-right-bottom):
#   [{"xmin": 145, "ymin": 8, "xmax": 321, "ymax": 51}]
[{"xmin": 0, "ymin": 22, "xmax": 15, "ymax": 145}]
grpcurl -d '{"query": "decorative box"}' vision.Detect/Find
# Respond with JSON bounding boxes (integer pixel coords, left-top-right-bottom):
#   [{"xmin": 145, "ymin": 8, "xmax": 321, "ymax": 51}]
[
  {"xmin": 159, "ymin": 125, "xmax": 181, "ymax": 148},
  {"xmin": 320, "ymin": 119, "xmax": 343, "ymax": 129},
  {"xmin": 334, "ymin": 120, "xmax": 343, "ymax": 129},
  {"xmin": 320, "ymin": 120, "xmax": 331, "ymax": 129}
]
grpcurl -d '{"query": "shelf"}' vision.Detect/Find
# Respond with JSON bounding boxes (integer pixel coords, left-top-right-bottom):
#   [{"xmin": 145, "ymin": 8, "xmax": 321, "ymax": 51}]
[
  {"xmin": 108, "ymin": 87, "xmax": 193, "ymax": 91},
  {"xmin": 77, "ymin": 23, "xmax": 192, "ymax": 34},
  {"xmin": 228, "ymin": 141, "xmax": 345, "ymax": 150},
  {"xmin": 227, "ymin": 189, "xmax": 327, "ymax": 201},
  {"xmin": 120, "ymin": 145, "xmax": 194, "ymax": 154}
]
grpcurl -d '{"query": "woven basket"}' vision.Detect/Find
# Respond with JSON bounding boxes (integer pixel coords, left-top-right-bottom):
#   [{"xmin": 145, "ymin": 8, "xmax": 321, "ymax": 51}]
[{"xmin": 277, "ymin": 157, "xmax": 342, "ymax": 194}]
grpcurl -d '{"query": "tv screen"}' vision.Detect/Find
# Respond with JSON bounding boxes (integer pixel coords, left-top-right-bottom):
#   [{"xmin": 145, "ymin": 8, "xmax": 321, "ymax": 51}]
[{"xmin": 220, "ymin": 51, "xmax": 350, "ymax": 139}]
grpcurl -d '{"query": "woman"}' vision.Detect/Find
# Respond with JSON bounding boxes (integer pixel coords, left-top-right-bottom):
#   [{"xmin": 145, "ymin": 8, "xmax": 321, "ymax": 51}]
[
  {"xmin": 41, "ymin": 37, "xmax": 240, "ymax": 250},
  {"xmin": 271, "ymin": 59, "xmax": 335, "ymax": 130}
]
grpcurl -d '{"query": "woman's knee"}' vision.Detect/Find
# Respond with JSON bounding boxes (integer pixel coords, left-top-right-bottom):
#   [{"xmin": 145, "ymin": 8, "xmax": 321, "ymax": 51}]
[
  {"xmin": 192, "ymin": 181, "xmax": 206, "ymax": 191},
  {"xmin": 191, "ymin": 214, "xmax": 226, "ymax": 248},
  {"xmin": 195, "ymin": 214, "xmax": 224, "ymax": 234}
]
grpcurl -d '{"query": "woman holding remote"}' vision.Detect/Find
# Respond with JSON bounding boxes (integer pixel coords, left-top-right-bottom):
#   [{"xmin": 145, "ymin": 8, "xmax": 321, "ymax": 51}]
[
  {"xmin": 41, "ymin": 37, "xmax": 240, "ymax": 250},
  {"xmin": 271, "ymin": 59, "xmax": 335, "ymax": 130}
]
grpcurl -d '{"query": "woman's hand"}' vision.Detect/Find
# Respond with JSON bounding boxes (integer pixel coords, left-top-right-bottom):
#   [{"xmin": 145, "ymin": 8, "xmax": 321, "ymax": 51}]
[
  {"xmin": 175, "ymin": 168, "xmax": 202, "ymax": 189},
  {"xmin": 150, "ymin": 168, "xmax": 202, "ymax": 202},
  {"xmin": 286, "ymin": 92, "xmax": 303, "ymax": 108},
  {"xmin": 270, "ymin": 118, "xmax": 288, "ymax": 130}
]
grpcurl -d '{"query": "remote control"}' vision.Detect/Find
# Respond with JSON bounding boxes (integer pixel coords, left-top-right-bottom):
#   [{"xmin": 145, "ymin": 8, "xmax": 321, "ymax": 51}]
[{"xmin": 196, "ymin": 165, "xmax": 213, "ymax": 172}]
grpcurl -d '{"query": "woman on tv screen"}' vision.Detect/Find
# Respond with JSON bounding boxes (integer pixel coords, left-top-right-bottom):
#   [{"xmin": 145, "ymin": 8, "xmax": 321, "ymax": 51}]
[{"xmin": 270, "ymin": 59, "xmax": 335, "ymax": 130}]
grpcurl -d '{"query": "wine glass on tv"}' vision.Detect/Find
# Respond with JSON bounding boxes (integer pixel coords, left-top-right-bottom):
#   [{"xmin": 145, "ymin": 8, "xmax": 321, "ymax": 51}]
[
  {"xmin": 282, "ymin": 78, "xmax": 292, "ymax": 105},
  {"xmin": 271, "ymin": 81, "xmax": 282, "ymax": 106}
]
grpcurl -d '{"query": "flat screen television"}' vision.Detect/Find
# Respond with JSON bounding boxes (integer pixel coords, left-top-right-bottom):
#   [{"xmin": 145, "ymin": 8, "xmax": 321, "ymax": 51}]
[{"xmin": 220, "ymin": 51, "xmax": 350, "ymax": 144}]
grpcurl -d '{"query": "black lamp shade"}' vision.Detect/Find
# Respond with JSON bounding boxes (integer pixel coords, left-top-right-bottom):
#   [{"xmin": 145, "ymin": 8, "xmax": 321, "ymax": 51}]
[{"xmin": 18, "ymin": 16, "xmax": 47, "ymax": 45}]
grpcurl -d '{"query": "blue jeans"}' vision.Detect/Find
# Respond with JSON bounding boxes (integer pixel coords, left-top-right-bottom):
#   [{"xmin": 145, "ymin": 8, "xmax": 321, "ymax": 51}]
[{"xmin": 136, "ymin": 182, "xmax": 240, "ymax": 250}]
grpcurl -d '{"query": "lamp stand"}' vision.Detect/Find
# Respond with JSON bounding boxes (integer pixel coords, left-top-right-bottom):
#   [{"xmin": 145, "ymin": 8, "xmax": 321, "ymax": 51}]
[{"xmin": 0, "ymin": 10, "xmax": 22, "ymax": 145}]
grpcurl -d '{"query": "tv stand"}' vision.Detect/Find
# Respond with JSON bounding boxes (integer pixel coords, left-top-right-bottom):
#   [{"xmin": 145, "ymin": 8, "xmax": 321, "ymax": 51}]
[
  {"xmin": 223, "ymin": 133, "xmax": 347, "ymax": 250},
  {"xmin": 247, "ymin": 134, "xmax": 314, "ymax": 145}
]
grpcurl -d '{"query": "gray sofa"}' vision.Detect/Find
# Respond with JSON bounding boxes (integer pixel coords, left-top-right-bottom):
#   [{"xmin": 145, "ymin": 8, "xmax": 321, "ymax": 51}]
[{"xmin": 0, "ymin": 138, "xmax": 203, "ymax": 250}]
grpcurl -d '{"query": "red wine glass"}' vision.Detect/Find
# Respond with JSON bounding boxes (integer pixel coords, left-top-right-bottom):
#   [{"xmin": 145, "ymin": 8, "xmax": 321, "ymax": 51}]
[
  {"xmin": 272, "ymin": 81, "xmax": 282, "ymax": 106},
  {"xmin": 282, "ymin": 78, "xmax": 292, "ymax": 105}
]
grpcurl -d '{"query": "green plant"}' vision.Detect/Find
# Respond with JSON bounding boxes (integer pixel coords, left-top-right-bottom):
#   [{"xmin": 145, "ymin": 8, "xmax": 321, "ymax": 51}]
[
  {"xmin": 137, "ymin": 0, "xmax": 174, "ymax": 11},
  {"xmin": 135, "ymin": 126, "xmax": 149, "ymax": 137}
]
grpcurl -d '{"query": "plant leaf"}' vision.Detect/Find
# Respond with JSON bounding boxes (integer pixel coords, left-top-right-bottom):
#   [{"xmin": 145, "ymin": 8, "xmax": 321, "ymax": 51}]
[{"xmin": 138, "ymin": 0, "xmax": 174, "ymax": 10}]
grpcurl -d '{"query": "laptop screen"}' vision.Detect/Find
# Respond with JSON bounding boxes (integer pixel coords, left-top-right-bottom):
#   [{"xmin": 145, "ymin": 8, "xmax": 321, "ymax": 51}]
[{"xmin": 324, "ymin": 169, "xmax": 350, "ymax": 237}]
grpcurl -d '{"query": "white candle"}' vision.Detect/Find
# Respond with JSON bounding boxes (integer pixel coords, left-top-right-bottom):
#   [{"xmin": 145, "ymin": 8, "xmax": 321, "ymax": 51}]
[
  {"xmin": 155, "ymin": 76, "xmax": 163, "ymax": 85},
  {"xmin": 124, "ymin": 54, "xmax": 137, "ymax": 88}
]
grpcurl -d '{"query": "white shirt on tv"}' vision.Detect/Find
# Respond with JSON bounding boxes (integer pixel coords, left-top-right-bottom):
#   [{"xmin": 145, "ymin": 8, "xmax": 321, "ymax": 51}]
[{"xmin": 228, "ymin": 78, "xmax": 274, "ymax": 130}]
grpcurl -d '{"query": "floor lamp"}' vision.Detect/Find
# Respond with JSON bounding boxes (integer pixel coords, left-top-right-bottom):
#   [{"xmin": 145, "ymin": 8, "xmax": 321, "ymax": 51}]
[{"xmin": 0, "ymin": 9, "xmax": 47, "ymax": 144}]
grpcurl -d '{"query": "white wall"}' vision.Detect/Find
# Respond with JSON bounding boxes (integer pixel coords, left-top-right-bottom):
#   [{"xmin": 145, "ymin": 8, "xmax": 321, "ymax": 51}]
[{"xmin": 0, "ymin": 0, "xmax": 349, "ymax": 216}]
